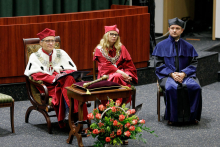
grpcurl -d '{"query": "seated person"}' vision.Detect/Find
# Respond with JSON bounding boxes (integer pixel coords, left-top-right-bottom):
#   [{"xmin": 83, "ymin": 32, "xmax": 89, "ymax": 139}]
[
  {"xmin": 93, "ymin": 25, "xmax": 138, "ymax": 105},
  {"xmin": 24, "ymin": 28, "xmax": 88, "ymax": 128},
  {"xmin": 152, "ymin": 18, "xmax": 202, "ymax": 124}
]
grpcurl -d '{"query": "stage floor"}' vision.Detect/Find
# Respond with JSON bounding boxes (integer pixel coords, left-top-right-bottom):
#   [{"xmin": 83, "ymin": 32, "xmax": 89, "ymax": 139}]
[{"xmin": 0, "ymin": 81, "xmax": 219, "ymax": 147}]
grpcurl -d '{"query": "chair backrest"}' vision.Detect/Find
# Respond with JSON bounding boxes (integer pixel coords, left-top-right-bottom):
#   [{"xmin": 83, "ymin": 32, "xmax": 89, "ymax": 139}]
[
  {"xmin": 23, "ymin": 36, "xmax": 61, "ymax": 106},
  {"xmin": 23, "ymin": 36, "xmax": 61, "ymax": 65},
  {"xmin": 93, "ymin": 52, "xmax": 97, "ymax": 80}
]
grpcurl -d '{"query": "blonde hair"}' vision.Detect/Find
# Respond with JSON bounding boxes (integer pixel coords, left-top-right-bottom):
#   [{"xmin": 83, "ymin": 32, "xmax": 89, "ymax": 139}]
[{"xmin": 95, "ymin": 32, "xmax": 122, "ymax": 56}]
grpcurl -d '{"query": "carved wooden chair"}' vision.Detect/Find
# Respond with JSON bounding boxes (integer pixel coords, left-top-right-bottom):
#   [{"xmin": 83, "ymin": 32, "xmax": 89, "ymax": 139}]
[
  {"xmin": 0, "ymin": 93, "xmax": 15, "ymax": 133},
  {"xmin": 24, "ymin": 37, "xmax": 91, "ymax": 134},
  {"xmin": 93, "ymin": 51, "xmax": 136, "ymax": 109},
  {"xmin": 23, "ymin": 36, "xmax": 61, "ymax": 134}
]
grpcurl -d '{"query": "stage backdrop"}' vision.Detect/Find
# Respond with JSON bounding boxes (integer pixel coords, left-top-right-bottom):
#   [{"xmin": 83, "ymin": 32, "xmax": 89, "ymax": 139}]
[
  {"xmin": 0, "ymin": 0, "xmax": 129, "ymax": 17},
  {"xmin": 0, "ymin": 5, "xmax": 150, "ymax": 84}
]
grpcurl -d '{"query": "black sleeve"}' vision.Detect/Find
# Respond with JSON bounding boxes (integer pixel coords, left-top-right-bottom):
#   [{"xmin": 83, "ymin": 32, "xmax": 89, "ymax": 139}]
[
  {"xmin": 188, "ymin": 57, "xmax": 198, "ymax": 68},
  {"xmin": 154, "ymin": 56, "xmax": 164, "ymax": 67}
]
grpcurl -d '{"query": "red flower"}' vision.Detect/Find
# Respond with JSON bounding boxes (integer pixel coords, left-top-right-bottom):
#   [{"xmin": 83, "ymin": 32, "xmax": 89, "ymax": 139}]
[
  {"xmin": 98, "ymin": 104, "xmax": 105, "ymax": 111},
  {"xmin": 125, "ymin": 122, "xmax": 131, "ymax": 128},
  {"xmin": 124, "ymin": 131, "xmax": 131, "ymax": 137},
  {"xmin": 92, "ymin": 129, "xmax": 99, "ymax": 134},
  {"xmin": 95, "ymin": 113, "xmax": 101, "ymax": 119},
  {"xmin": 105, "ymin": 137, "xmax": 111, "ymax": 142},
  {"xmin": 111, "ymin": 106, "xmax": 116, "ymax": 112},
  {"xmin": 115, "ymin": 100, "xmax": 121, "ymax": 106},
  {"xmin": 117, "ymin": 129, "xmax": 122, "ymax": 136},
  {"xmin": 113, "ymin": 120, "xmax": 118, "ymax": 126},
  {"xmin": 132, "ymin": 119, "xmax": 138, "ymax": 125},
  {"xmin": 87, "ymin": 113, "xmax": 94, "ymax": 120},
  {"xmin": 139, "ymin": 119, "xmax": 145, "ymax": 124},
  {"xmin": 119, "ymin": 114, "xmax": 125, "ymax": 121},
  {"xmin": 129, "ymin": 126, "xmax": 135, "ymax": 131}
]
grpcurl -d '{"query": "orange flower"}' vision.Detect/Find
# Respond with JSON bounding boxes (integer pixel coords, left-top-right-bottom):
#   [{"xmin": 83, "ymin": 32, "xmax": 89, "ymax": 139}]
[
  {"xmin": 92, "ymin": 129, "xmax": 99, "ymax": 134},
  {"xmin": 105, "ymin": 137, "xmax": 111, "ymax": 142},
  {"xmin": 119, "ymin": 114, "xmax": 125, "ymax": 121},
  {"xmin": 87, "ymin": 113, "xmax": 94, "ymax": 120},
  {"xmin": 117, "ymin": 129, "xmax": 122, "ymax": 136},
  {"xmin": 124, "ymin": 131, "xmax": 131, "ymax": 137},
  {"xmin": 98, "ymin": 104, "xmax": 105, "ymax": 111},
  {"xmin": 132, "ymin": 119, "xmax": 138, "ymax": 125},
  {"xmin": 130, "ymin": 109, "xmax": 136, "ymax": 114},
  {"xmin": 129, "ymin": 126, "xmax": 135, "ymax": 131},
  {"xmin": 115, "ymin": 100, "xmax": 121, "ymax": 106},
  {"xmin": 126, "ymin": 110, "xmax": 131, "ymax": 115},
  {"xmin": 95, "ymin": 113, "xmax": 101, "ymax": 119},
  {"xmin": 113, "ymin": 120, "xmax": 118, "ymax": 126},
  {"xmin": 111, "ymin": 106, "xmax": 116, "ymax": 112},
  {"xmin": 139, "ymin": 119, "xmax": 145, "ymax": 124},
  {"xmin": 125, "ymin": 122, "xmax": 131, "ymax": 128}
]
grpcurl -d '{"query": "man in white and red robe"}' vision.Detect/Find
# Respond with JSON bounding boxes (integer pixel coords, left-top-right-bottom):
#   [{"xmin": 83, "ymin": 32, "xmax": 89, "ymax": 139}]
[{"xmin": 24, "ymin": 28, "xmax": 88, "ymax": 128}]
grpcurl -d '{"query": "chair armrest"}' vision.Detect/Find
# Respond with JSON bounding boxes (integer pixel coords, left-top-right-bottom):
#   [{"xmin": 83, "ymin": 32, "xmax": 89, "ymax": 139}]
[
  {"xmin": 27, "ymin": 76, "xmax": 49, "ymax": 105},
  {"xmin": 157, "ymin": 81, "xmax": 163, "ymax": 93}
]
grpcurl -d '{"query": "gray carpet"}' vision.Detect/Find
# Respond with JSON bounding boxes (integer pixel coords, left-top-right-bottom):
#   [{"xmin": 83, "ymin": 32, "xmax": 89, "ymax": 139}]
[{"xmin": 1, "ymin": 82, "xmax": 220, "ymax": 147}]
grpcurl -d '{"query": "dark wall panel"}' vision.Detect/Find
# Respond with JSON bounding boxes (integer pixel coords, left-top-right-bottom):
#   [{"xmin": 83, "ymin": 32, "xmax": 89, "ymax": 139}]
[{"xmin": 0, "ymin": 5, "xmax": 150, "ymax": 84}]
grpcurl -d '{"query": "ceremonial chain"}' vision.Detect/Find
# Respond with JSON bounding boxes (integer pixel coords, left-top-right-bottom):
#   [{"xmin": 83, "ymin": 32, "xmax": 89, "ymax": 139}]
[
  {"xmin": 100, "ymin": 47, "xmax": 121, "ymax": 65},
  {"xmin": 35, "ymin": 50, "xmax": 61, "ymax": 69}
]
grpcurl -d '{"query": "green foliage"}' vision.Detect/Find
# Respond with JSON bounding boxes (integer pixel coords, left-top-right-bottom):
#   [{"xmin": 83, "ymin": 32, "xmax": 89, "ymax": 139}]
[{"xmin": 87, "ymin": 98, "xmax": 157, "ymax": 147}]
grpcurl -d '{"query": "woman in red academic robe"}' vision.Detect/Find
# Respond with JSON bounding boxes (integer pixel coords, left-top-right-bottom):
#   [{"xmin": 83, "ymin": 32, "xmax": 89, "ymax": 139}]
[
  {"xmin": 93, "ymin": 25, "xmax": 138, "ymax": 105},
  {"xmin": 24, "ymin": 28, "xmax": 88, "ymax": 128}
]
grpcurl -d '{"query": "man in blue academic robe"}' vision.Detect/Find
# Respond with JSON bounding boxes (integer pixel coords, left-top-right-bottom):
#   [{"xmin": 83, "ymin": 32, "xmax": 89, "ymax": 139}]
[{"xmin": 152, "ymin": 17, "xmax": 202, "ymax": 124}]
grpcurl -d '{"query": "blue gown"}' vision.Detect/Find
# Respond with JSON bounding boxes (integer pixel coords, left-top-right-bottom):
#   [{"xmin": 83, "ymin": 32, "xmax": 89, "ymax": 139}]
[{"xmin": 152, "ymin": 35, "xmax": 202, "ymax": 122}]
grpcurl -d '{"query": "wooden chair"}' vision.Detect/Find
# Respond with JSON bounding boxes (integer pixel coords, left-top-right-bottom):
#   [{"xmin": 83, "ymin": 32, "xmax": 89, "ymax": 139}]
[
  {"xmin": 157, "ymin": 81, "xmax": 164, "ymax": 121},
  {"xmin": 0, "ymin": 93, "xmax": 15, "ymax": 133},
  {"xmin": 93, "ymin": 51, "xmax": 136, "ymax": 109},
  {"xmin": 23, "ymin": 36, "xmax": 61, "ymax": 134}
]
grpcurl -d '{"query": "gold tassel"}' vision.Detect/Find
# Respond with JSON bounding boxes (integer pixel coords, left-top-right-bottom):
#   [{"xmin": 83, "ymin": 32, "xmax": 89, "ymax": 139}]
[
  {"xmin": 86, "ymin": 89, "xmax": 91, "ymax": 95},
  {"xmin": 121, "ymin": 85, "xmax": 129, "ymax": 89}
]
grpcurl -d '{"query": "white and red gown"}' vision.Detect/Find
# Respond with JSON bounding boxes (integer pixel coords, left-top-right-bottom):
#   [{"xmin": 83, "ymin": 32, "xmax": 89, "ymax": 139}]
[
  {"xmin": 24, "ymin": 48, "xmax": 88, "ymax": 128},
  {"xmin": 93, "ymin": 45, "xmax": 138, "ymax": 105}
]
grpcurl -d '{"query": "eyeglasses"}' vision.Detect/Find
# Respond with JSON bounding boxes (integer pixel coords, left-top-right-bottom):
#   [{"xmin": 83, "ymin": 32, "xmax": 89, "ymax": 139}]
[
  {"xmin": 42, "ymin": 40, "xmax": 56, "ymax": 43},
  {"xmin": 110, "ymin": 33, "xmax": 119, "ymax": 37}
]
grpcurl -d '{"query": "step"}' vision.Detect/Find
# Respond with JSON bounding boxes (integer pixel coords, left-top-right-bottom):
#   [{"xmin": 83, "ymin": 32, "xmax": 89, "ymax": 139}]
[{"xmin": 218, "ymin": 71, "xmax": 220, "ymax": 82}]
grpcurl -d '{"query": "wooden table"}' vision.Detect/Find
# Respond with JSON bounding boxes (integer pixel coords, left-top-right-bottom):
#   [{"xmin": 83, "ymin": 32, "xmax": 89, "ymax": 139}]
[{"xmin": 65, "ymin": 86, "xmax": 135, "ymax": 146}]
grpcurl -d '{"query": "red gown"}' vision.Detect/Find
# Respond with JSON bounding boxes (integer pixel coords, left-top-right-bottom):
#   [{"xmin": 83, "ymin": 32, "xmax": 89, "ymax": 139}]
[
  {"xmin": 30, "ymin": 50, "xmax": 88, "ymax": 128},
  {"xmin": 93, "ymin": 45, "xmax": 138, "ymax": 104}
]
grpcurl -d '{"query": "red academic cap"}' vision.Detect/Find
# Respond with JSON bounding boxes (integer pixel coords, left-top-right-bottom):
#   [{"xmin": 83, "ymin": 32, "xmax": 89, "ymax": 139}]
[
  {"xmin": 37, "ymin": 28, "xmax": 55, "ymax": 40},
  {"xmin": 105, "ymin": 25, "xmax": 119, "ymax": 34}
]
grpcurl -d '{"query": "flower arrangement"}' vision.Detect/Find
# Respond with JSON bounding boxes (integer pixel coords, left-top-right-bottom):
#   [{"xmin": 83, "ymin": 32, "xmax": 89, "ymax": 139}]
[{"xmin": 86, "ymin": 99, "xmax": 157, "ymax": 147}]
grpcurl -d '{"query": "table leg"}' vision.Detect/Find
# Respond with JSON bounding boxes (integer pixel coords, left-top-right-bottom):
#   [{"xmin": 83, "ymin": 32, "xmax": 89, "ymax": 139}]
[
  {"xmin": 76, "ymin": 101, "xmax": 84, "ymax": 147},
  {"xmin": 66, "ymin": 97, "xmax": 75, "ymax": 144},
  {"xmin": 66, "ymin": 98, "xmax": 85, "ymax": 147}
]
